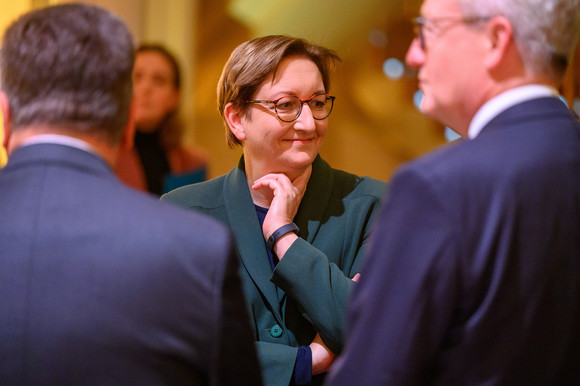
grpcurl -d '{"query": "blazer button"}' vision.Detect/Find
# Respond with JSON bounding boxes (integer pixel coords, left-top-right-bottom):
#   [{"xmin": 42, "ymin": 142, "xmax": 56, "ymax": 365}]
[{"xmin": 270, "ymin": 324, "xmax": 283, "ymax": 338}]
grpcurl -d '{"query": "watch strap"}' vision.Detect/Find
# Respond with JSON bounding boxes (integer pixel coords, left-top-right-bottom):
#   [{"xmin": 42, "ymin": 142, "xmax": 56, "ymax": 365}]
[{"xmin": 267, "ymin": 222, "xmax": 299, "ymax": 252}]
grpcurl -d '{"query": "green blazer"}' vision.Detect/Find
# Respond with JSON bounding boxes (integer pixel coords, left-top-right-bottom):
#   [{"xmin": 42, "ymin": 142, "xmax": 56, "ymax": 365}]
[{"xmin": 161, "ymin": 156, "xmax": 385, "ymax": 385}]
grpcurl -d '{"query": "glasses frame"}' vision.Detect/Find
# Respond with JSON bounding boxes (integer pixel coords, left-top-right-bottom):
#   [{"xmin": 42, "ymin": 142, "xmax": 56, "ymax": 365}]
[
  {"xmin": 413, "ymin": 16, "xmax": 492, "ymax": 50},
  {"xmin": 246, "ymin": 93, "xmax": 336, "ymax": 123}
]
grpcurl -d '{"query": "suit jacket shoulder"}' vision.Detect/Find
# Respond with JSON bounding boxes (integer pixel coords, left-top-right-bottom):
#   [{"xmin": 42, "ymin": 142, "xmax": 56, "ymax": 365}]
[
  {"xmin": 328, "ymin": 97, "xmax": 580, "ymax": 385},
  {"xmin": 0, "ymin": 143, "xmax": 261, "ymax": 385}
]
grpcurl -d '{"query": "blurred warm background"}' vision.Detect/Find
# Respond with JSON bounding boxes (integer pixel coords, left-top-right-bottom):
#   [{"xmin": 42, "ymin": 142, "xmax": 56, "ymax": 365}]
[{"xmin": 1, "ymin": 0, "xmax": 579, "ymax": 179}]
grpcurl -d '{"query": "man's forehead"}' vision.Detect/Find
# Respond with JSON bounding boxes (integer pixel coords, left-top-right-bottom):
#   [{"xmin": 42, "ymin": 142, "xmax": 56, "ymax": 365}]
[{"xmin": 421, "ymin": 0, "xmax": 462, "ymax": 16}]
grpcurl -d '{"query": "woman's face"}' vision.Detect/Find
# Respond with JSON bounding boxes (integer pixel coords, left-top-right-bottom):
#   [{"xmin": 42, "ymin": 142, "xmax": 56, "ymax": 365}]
[
  {"xmin": 132, "ymin": 51, "xmax": 180, "ymax": 132},
  {"xmin": 238, "ymin": 55, "xmax": 328, "ymax": 174}
]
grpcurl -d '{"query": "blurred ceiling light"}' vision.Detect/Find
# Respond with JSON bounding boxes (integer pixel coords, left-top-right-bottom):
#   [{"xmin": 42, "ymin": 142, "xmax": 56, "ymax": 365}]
[
  {"xmin": 383, "ymin": 58, "xmax": 404, "ymax": 79},
  {"xmin": 412, "ymin": 89, "xmax": 423, "ymax": 111}
]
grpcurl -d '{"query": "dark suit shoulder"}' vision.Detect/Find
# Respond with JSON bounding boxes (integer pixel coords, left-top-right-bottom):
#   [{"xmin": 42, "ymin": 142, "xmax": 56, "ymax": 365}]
[
  {"xmin": 401, "ymin": 103, "xmax": 580, "ymax": 187},
  {"xmin": 114, "ymin": 184, "xmax": 229, "ymax": 245},
  {"xmin": 398, "ymin": 139, "xmax": 464, "ymax": 177}
]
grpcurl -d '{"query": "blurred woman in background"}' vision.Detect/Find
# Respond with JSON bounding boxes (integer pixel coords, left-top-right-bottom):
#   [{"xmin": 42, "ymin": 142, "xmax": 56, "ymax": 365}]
[{"xmin": 115, "ymin": 44, "xmax": 208, "ymax": 195}]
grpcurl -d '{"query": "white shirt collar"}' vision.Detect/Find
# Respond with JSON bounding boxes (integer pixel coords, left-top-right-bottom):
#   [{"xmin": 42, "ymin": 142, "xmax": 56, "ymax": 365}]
[
  {"xmin": 20, "ymin": 134, "xmax": 97, "ymax": 155},
  {"xmin": 467, "ymin": 84, "xmax": 560, "ymax": 139}
]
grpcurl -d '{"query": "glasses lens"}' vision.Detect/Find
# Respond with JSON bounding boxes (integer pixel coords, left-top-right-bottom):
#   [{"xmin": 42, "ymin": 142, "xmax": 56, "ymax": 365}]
[
  {"xmin": 273, "ymin": 94, "xmax": 334, "ymax": 122},
  {"xmin": 413, "ymin": 18, "xmax": 425, "ymax": 50},
  {"xmin": 275, "ymin": 96, "xmax": 301, "ymax": 122},
  {"xmin": 309, "ymin": 94, "xmax": 333, "ymax": 120}
]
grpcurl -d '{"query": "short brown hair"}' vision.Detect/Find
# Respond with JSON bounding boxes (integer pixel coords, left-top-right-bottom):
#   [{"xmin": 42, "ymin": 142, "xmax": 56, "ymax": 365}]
[{"xmin": 217, "ymin": 35, "xmax": 341, "ymax": 148}]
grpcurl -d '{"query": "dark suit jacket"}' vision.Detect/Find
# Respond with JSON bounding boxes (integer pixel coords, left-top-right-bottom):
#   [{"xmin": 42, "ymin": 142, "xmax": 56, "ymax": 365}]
[
  {"xmin": 162, "ymin": 156, "xmax": 385, "ymax": 386},
  {"xmin": 327, "ymin": 97, "xmax": 580, "ymax": 385},
  {"xmin": 0, "ymin": 143, "xmax": 262, "ymax": 385}
]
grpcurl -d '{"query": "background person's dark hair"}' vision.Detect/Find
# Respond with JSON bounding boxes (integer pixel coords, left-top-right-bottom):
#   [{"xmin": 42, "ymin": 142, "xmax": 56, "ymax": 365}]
[
  {"xmin": 134, "ymin": 44, "xmax": 184, "ymax": 149},
  {"xmin": 0, "ymin": 3, "xmax": 135, "ymax": 144}
]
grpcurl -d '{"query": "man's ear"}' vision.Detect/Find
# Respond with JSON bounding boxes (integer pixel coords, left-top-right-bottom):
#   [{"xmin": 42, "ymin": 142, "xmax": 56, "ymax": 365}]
[
  {"xmin": 224, "ymin": 102, "xmax": 246, "ymax": 142},
  {"xmin": 483, "ymin": 15, "xmax": 513, "ymax": 70},
  {"xmin": 0, "ymin": 92, "xmax": 11, "ymax": 149},
  {"xmin": 120, "ymin": 98, "xmax": 136, "ymax": 151}
]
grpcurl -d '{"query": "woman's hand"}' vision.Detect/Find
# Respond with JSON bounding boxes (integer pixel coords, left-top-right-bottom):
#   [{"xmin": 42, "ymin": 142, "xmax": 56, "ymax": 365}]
[
  {"xmin": 310, "ymin": 333, "xmax": 337, "ymax": 375},
  {"xmin": 252, "ymin": 166, "xmax": 311, "ymax": 238},
  {"xmin": 252, "ymin": 166, "xmax": 311, "ymax": 258}
]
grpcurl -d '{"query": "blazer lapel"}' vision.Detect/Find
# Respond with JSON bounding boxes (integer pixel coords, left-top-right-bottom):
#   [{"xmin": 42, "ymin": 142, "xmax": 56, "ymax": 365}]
[
  {"xmin": 293, "ymin": 156, "xmax": 333, "ymax": 244},
  {"xmin": 223, "ymin": 158, "xmax": 284, "ymax": 324}
]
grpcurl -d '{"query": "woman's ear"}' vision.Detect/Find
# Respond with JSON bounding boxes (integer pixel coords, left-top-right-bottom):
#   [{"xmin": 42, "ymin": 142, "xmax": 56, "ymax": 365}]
[{"xmin": 224, "ymin": 102, "xmax": 246, "ymax": 142}]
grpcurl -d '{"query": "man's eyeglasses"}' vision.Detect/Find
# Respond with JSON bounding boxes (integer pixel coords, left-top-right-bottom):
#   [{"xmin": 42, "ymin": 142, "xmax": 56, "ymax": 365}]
[
  {"xmin": 413, "ymin": 16, "xmax": 492, "ymax": 50},
  {"xmin": 246, "ymin": 93, "xmax": 335, "ymax": 122}
]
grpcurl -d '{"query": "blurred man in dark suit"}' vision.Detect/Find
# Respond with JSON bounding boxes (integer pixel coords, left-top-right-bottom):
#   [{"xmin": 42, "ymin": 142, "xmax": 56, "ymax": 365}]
[
  {"xmin": 328, "ymin": 0, "xmax": 580, "ymax": 384},
  {"xmin": 0, "ymin": 4, "xmax": 261, "ymax": 385}
]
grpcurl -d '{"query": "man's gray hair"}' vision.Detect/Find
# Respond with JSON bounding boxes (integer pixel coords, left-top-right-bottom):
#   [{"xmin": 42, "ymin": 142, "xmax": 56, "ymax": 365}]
[{"xmin": 459, "ymin": 0, "xmax": 580, "ymax": 81}]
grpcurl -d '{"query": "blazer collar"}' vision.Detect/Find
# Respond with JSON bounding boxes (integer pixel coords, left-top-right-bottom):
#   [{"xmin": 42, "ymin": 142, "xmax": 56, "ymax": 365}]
[
  {"xmin": 293, "ymin": 155, "xmax": 334, "ymax": 243},
  {"xmin": 222, "ymin": 155, "xmax": 334, "ymax": 323},
  {"xmin": 468, "ymin": 85, "xmax": 559, "ymax": 139},
  {"xmin": 223, "ymin": 157, "xmax": 283, "ymax": 322}
]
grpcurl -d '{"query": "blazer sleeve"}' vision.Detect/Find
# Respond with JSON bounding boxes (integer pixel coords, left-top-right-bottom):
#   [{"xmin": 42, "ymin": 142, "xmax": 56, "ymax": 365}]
[
  {"xmin": 254, "ymin": 341, "xmax": 299, "ymax": 386},
  {"xmin": 270, "ymin": 190, "xmax": 382, "ymax": 354}
]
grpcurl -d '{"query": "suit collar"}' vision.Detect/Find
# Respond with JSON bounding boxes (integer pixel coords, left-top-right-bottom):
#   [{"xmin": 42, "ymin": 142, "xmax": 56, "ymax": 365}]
[
  {"xmin": 5, "ymin": 143, "xmax": 116, "ymax": 182},
  {"xmin": 20, "ymin": 134, "xmax": 98, "ymax": 154},
  {"xmin": 469, "ymin": 85, "xmax": 560, "ymax": 139},
  {"xmin": 480, "ymin": 96, "xmax": 574, "ymax": 136}
]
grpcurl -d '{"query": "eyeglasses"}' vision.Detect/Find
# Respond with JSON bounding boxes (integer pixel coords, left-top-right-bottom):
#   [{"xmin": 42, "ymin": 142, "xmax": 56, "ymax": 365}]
[
  {"xmin": 246, "ymin": 93, "xmax": 335, "ymax": 122},
  {"xmin": 413, "ymin": 16, "xmax": 492, "ymax": 50}
]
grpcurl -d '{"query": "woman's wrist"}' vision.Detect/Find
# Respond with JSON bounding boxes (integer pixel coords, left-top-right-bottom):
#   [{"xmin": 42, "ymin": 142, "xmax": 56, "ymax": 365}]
[
  {"xmin": 266, "ymin": 222, "xmax": 299, "ymax": 252},
  {"xmin": 272, "ymin": 232, "xmax": 298, "ymax": 259}
]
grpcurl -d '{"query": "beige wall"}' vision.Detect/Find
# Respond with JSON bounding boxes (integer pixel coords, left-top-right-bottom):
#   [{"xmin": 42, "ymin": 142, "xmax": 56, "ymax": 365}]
[
  {"xmin": 3, "ymin": 1, "xmax": 577, "ymax": 179},
  {"xmin": 192, "ymin": 0, "xmax": 446, "ymax": 181},
  {"xmin": 35, "ymin": 0, "xmax": 444, "ymax": 181},
  {"xmin": 0, "ymin": 0, "xmax": 28, "ymax": 35},
  {"xmin": 0, "ymin": 0, "xmax": 447, "ymax": 178}
]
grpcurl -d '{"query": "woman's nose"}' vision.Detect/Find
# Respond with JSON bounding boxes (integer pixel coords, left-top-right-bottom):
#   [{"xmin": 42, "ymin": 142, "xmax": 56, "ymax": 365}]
[{"xmin": 294, "ymin": 103, "xmax": 316, "ymax": 130}]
